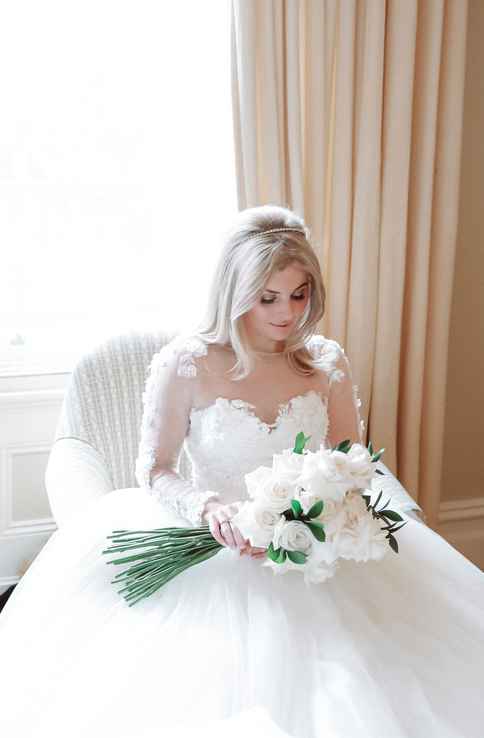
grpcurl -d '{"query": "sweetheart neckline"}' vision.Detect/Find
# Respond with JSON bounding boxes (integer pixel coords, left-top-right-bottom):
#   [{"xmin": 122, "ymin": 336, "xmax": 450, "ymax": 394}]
[{"xmin": 189, "ymin": 389, "xmax": 327, "ymax": 433}]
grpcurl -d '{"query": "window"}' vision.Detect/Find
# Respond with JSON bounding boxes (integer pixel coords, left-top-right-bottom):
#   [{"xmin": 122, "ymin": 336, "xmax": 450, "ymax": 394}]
[{"xmin": 0, "ymin": 0, "xmax": 237, "ymax": 376}]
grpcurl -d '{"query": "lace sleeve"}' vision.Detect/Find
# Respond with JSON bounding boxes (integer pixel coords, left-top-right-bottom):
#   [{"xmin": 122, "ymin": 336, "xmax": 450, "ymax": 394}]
[
  {"xmin": 309, "ymin": 336, "xmax": 365, "ymax": 448},
  {"xmin": 310, "ymin": 335, "xmax": 424, "ymax": 520},
  {"xmin": 134, "ymin": 334, "xmax": 220, "ymax": 527}
]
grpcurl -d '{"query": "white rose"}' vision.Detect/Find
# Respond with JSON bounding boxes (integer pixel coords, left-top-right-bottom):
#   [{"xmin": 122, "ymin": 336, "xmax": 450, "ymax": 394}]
[
  {"xmin": 271, "ymin": 448, "xmax": 305, "ymax": 485},
  {"xmin": 272, "ymin": 519, "xmax": 314, "ymax": 555},
  {"xmin": 231, "ymin": 500, "xmax": 281, "ymax": 548},
  {"xmin": 251, "ymin": 503, "xmax": 282, "ymax": 547},
  {"xmin": 344, "ymin": 490, "xmax": 369, "ymax": 522},
  {"xmin": 244, "ymin": 466, "xmax": 272, "ymax": 500},
  {"xmin": 262, "ymin": 480, "xmax": 295, "ymax": 513},
  {"xmin": 297, "ymin": 450, "xmax": 355, "ymax": 502},
  {"xmin": 317, "ymin": 497, "xmax": 347, "ymax": 539},
  {"xmin": 244, "ymin": 467, "xmax": 294, "ymax": 514},
  {"xmin": 334, "ymin": 492, "xmax": 388, "ymax": 562},
  {"xmin": 345, "ymin": 444, "xmax": 377, "ymax": 489}
]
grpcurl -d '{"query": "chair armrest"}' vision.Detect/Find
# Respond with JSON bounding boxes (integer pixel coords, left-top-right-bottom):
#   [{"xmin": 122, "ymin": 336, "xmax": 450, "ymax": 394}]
[
  {"xmin": 370, "ymin": 460, "xmax": 427, "ymax": 525},
  {"xmin": 45, "ymin": 437, "xmax": 114, "ymax": 529}
]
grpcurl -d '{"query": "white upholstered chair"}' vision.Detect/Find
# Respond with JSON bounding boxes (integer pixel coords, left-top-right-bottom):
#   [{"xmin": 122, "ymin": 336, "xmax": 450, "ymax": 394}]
[{"xmin": 45, "ymin": 330, "xmax": 425, "ymax": 529}]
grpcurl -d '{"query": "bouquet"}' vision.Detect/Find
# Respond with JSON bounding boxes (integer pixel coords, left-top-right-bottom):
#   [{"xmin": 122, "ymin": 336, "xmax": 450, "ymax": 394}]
[
  {"xmin": 230, "ymin": 433, "xmax": 406, "ymax": 584},
  {"xmin": 103, "ymin": 433, "xmax": 407, "ymax": 605}
]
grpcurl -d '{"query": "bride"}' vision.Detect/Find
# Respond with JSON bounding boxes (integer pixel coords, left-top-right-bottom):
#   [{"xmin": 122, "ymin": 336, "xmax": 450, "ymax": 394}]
[{"xmin": 1, "ymin": 205, "xmax": 483, "ymax": 738}]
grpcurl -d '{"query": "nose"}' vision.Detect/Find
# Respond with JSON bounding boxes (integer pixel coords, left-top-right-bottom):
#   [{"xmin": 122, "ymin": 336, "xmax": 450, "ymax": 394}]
[{"xmin": 276, "ymin": 304, "xmax": 296, "ymax": 322}]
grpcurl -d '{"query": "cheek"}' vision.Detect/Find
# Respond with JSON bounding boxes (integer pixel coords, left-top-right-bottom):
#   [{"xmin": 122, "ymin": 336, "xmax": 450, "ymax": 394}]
[
  {"xmin": 244, "ymin": 304, "xmax": 267, "ymax": 326},
  {"xmin": 290, "ymin": 297, "xmax": 308, "ymax": 316}
]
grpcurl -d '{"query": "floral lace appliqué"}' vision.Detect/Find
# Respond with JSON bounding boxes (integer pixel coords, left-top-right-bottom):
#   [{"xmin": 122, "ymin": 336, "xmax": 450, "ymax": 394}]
[
  {"xmin": 190, "ymin": 389, "xmax": 327, "ymax": 435},
  {"xmin": 307, "ymin": 335, "xmax": 345, "ymax": 385}
]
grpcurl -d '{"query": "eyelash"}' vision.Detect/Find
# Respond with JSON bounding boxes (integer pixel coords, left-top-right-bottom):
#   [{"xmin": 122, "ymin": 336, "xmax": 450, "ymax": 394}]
[{"xmin": 261, "ymin": 293, "xmax": 306, "ymax": 304}]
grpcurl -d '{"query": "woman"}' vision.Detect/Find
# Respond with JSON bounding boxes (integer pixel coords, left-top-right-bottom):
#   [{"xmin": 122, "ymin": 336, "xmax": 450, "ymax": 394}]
[{"xmin": 0, "ymin": 205, "xmax": 483, "ymax": 738}]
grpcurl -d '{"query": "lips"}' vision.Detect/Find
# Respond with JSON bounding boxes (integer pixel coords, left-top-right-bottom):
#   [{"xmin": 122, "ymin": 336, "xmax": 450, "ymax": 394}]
[{"xmin": 271, "ymin": 323, "xmax": 290, "ymax": 327}]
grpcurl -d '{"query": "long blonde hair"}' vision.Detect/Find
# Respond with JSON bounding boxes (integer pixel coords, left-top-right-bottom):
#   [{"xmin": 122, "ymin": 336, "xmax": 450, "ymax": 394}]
[{"xmin": 191, "ymin": 204, "xmax": 326, "ymax": 381}]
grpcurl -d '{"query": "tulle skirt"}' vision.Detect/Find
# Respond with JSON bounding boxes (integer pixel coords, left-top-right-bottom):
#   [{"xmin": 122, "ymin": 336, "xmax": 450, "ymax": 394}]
[{"xmin": 0, "ymin": 487, "xmax": 483, "ymax": 738}]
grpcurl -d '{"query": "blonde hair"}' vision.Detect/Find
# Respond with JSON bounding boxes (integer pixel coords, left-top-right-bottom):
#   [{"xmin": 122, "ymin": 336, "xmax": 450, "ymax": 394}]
[{"xmin": 191, "ymin": 204, "xmax": 326, "ymax": 381}]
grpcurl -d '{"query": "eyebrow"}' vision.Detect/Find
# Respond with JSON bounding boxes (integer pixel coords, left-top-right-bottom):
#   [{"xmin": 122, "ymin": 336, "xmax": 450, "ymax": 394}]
[{"xmin": 263, "ymin": 281, "xmax": 309, "ymax": 294}]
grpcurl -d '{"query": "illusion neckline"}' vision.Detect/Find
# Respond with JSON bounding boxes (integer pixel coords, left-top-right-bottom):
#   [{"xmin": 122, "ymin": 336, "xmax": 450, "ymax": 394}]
[{"xmin": 189, "ymin": 389, "xmax": 327, "ymax": 433}]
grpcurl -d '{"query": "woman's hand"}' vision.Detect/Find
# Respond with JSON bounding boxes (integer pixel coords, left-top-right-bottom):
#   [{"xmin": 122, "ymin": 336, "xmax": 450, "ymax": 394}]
[{"xmin": 202, "ymin": 500, "xmax": 266, "ymax": 559}]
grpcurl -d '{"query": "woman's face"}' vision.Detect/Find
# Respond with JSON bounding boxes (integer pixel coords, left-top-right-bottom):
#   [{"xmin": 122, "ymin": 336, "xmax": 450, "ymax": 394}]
[{"xmin": 242, "ymin": 261, "xmax": 311, "ymax": 351}]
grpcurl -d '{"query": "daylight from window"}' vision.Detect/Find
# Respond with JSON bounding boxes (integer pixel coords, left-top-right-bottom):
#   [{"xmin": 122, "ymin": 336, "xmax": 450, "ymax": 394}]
[{"xmin": 0, "ymin": 0, "xmax": 237, "ymax": 376}]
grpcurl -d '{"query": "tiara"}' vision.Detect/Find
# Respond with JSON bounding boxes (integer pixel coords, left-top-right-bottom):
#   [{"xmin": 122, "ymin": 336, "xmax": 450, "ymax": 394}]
[{"xmin": 245, "ymin": 226, "xmax": 306, "ymax": 240}]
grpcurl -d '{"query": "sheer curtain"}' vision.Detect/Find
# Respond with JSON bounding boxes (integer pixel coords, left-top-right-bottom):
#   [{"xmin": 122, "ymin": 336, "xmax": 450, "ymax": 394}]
[
  {"xmin": 230, "ymin": 0, "xmax": 468, "ymax": 528},
  {"xmin": 0, "ymin": 0, "xmax": 237, "ymax": 377}
]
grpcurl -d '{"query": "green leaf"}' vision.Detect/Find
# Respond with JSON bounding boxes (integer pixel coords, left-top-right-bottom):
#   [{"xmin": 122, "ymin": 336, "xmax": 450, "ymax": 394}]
[
  {"xmin": 305, "ymin": 521, "xmax": 326, "ymax": 542},
  {"xmin": 382, "ymin": 510, "xmax": 403, "ymax": 522},
  {"xmin": 291, "ymin": 499, "xmax": 303, "ymax": 518},
  {"xmin": 368, "ymin": 441, "xmax": 374, "ymax": 455},
  {"xmin": 388, "ymin": 521, "xmax": 408, "ymax": 534},
  {"xmin": 267, "ymin": 544, "xmax": 281, "ymax": 562},
  {"xmin": 375, "ymin": 469, "xmax": 384, "ymax": 475},
  {"xmin": 387, "ymin": 533, "xmax": 399, "ymax": 554},
  {"xmin": 372, "ymin": 448, "xmax": 385, "ymax": 463},
  {"xmin": 335, "ymin": 439, "xmax": 352, "ymax": 453},
  {"xmin": 374, "ymin": 490, "xmax": 383, "ymax": 508},
  {"xmin": 276, "ymin": 548, "xmax": 287, "ymax": 564},
  {"xmin": 293, "ymin": 431, "xmax": 311, "ymax": 454},
  {"xmin": 307, "ymin": 499, "xmax": 324, "ymax": 518},
  {"xmin": 286, "ymin": 550, "xmax": 307, "ymax": 565}
]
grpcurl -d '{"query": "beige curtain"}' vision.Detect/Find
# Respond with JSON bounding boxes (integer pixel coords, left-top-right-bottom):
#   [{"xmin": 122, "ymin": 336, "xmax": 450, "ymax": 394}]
[{"xmin": 230, "ymin": 0, "xmax": 468, "ymax": 530}]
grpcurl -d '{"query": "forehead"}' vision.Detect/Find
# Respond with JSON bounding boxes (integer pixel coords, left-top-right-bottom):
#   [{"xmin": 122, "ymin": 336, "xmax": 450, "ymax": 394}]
[{"xmin": 263, "ymin": 263, "xmax": 309, "ymax": 290}]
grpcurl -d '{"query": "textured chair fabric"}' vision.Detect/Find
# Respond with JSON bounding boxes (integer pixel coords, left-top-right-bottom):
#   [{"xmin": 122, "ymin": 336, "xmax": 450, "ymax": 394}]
[{"xmin": 45, "ymin": 329, "xmax": 193, "ymax": 527}]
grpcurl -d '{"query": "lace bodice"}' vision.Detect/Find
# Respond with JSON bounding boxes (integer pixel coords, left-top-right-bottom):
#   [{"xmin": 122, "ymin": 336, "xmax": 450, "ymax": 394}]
[
  {"xmin": 185, "ymin": 389, "xmax": 329, "ymax": 510},
  {"xmin": 134, "ymin": 333, "xmax": 420, "ymax": 527}
]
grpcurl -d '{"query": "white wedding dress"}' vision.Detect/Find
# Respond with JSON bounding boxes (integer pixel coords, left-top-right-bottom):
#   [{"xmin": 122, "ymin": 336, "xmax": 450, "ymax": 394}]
[{"xmin": 0, "ymin": 333, "xmax": 483, "ymax": 738}]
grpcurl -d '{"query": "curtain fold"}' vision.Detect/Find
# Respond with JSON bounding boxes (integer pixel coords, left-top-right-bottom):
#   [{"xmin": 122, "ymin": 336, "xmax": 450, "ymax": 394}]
[{"xmin": 230, "ymin": 0, "xmax": 468, "ymax": 529}]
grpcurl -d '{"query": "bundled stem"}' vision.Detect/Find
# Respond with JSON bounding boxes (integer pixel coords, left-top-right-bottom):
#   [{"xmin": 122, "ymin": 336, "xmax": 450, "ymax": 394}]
[{"xmin": 102, "ymin": 526, "xmax": 223, "ymax": 607}]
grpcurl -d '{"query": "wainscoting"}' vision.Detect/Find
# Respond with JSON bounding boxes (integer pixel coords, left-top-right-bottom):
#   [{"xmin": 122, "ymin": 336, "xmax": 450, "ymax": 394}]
[{"xmin": 437, "ymin": 497, "xmax": 484, "ymax": 570}]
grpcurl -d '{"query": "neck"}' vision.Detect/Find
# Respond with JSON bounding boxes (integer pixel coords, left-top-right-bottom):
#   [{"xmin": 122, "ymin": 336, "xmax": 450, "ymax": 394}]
[
  {"xmin": 220, "ymin": 343, "xmax": 286, "ymax": 356},
  {"xmin": 251, "ymin": 346, "xmax": 285, "ymax": 356},
  {"xmin": 245, "ymin": 334, "xmax": 286, "ymax": 354}
]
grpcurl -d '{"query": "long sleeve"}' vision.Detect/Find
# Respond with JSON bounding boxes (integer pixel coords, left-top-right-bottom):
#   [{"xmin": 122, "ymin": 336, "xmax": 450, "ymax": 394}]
[
  {"xmin": 325, "ymin": 341, "xmax": 365, "ymax": 449},
  {"xmin": 134, "ymin": 334, "xmax": 220, "ymax": 527},
  {"xmin": 311, "ymin": 335, "xmax": 424, "ymax": 520}
]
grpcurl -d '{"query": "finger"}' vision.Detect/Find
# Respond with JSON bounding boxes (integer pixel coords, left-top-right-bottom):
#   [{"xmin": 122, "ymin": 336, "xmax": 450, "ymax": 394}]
[
  {"xmin": 218, "ymin": 518, "xmax": 236, "ymax": 548},
  {"xmin": 231, "ymin": 525, "xmax": 248, "ymax": 549},
  {"xmin": 209, "ymin": 513, "xmax": 231, "ymax": 548},
  {"xmin": 209, "ymin": 520, "xmax": 226, "ymax": 548}
]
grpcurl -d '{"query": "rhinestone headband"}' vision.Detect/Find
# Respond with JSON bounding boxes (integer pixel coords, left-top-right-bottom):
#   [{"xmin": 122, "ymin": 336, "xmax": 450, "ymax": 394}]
[
  {"xmin": 259, "ymin": 227, "xmax": 305, "ymax": 236},
  {"xmin": 242, "ymin": 226, "xmax": 306, "ymax": 244}
]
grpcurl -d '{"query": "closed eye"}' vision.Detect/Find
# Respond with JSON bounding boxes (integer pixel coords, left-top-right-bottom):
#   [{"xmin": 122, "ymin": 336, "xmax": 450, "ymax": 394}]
[{"xmin": 261, "ymin": 294, "xmax": 306, "ymax": 304}]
